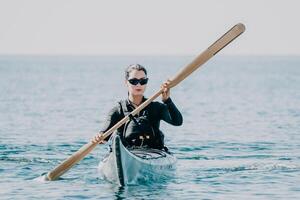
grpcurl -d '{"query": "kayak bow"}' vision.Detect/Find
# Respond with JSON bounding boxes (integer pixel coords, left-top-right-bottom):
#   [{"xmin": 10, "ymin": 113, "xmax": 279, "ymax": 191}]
[{"xmin": 98, "ymin": 135, "xmax": 176, "ymax": 186}]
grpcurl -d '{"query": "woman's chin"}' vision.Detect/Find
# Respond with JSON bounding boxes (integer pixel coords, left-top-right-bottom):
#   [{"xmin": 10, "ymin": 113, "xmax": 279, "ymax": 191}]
[{"xmin": 132, "ymin": 92, "xmax": 144, "ymax": 96}]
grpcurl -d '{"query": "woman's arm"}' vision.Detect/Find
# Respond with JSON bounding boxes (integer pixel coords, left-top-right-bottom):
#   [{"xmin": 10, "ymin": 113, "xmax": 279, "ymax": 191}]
[
  {"xmin": 92, "ymin": 105, "xmax": 121, "ymax": 143},
  {"xmin": 159, "ymin": 79, "xmax": 183, "ymax": 126},
  {"xmin": 160, "ymin": 98, "xmax": 183, "ymax": 126}
]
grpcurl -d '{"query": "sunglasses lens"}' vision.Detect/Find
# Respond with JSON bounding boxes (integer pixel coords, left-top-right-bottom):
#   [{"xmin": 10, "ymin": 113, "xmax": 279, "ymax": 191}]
[
  {"xmin": 128, "ymin": 79, "xmax": 139, "ymax": 85},
  {"xmin": 140, "ymin": 78, "xmax": 148, "ymax": 85}
]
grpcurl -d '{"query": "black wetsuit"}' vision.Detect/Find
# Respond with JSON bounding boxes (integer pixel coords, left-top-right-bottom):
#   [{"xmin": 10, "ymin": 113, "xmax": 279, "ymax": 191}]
[{"xmin": 99, "ymin": 97, "xmax": 183, "ymax": 149}]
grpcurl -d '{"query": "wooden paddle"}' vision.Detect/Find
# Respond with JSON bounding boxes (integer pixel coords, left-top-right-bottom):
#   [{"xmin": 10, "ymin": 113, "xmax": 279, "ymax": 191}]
[{"xmin": 46, "ymin": 23, "xmax": 245, "ymax": 181}]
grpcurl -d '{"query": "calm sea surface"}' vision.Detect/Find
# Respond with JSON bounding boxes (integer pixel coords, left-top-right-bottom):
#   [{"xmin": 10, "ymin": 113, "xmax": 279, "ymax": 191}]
[{"xmin": 0, "ymin": 55, "xmax": 300, "ymax": 199}]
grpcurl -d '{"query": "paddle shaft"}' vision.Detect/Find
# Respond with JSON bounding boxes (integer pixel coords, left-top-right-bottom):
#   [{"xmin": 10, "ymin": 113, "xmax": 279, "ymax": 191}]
[{"xmin": 46, "ymin": 23, "xmax": 245, "ymax": 181}]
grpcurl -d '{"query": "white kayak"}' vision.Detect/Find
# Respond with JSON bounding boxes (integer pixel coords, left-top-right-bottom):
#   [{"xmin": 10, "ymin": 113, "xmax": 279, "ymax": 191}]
[{"xmin": 98, "ymin": 135, "xmax": 176, "ymax": 186}]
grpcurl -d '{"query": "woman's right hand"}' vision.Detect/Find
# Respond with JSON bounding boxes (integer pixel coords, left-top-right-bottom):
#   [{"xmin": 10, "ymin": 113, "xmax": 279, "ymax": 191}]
[
  {"xmin": 161, "ymin": 79, "xmax": 171, "ymax": 102},
  {"xmin": 91, "ymin": 132, "xmax": 107, "ymax": 144}
]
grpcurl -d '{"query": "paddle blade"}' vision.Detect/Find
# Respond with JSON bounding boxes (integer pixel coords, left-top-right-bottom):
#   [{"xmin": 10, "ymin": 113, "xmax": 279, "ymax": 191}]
[
  {"xmin": 46, "ymin": 142, "xmax": 97, "ymax": 181},
  {"xmin": 168, "ymin": 23, "xmax": 245, "ymax": 88}
]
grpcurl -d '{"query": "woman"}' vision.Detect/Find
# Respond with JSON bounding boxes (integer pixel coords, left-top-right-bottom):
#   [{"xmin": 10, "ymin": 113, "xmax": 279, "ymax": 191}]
[{"xmin": 92, "ymin": 64, "xmax": 183, "ymax": 150}]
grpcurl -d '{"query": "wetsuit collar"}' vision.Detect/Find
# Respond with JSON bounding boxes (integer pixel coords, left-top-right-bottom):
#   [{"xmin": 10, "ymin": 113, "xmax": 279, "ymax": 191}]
[{"xmin": 126, "ymin": 96, "xmax": 147, "ymax": 108}]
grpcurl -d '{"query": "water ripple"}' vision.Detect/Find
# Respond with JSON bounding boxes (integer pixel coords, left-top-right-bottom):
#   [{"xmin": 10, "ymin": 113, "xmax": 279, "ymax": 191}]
[{"xmin": 1, "ymin": 55, "xmax": 300, "ymax": 199}]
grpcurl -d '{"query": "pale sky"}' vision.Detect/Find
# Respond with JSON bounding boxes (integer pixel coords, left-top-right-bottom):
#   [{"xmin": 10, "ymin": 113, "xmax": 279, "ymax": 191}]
[{"xmin": 0, "ymin": 0, "xmax": 299, "ymax": 55}]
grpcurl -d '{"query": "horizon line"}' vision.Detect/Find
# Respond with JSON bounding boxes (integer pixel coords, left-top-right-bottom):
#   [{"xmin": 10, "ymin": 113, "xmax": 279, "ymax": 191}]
[{"xmin": 0, "ymin": 53, "xmax": 299, "ymax": 57}]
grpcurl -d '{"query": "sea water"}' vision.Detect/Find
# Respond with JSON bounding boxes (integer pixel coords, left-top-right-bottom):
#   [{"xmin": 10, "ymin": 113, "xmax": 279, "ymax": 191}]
[{"xmin": 0, "ymin": 55, "xmax": 299, "ymax": 199}]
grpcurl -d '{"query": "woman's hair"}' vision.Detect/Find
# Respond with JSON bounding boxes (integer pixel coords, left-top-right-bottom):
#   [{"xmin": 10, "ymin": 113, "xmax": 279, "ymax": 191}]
[{"xmin": 125, "ymin": 64, "xmax": 147, "ymax": 80}]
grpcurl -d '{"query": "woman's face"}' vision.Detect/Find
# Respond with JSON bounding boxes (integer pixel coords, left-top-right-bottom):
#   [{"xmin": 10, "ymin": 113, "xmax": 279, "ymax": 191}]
[{"xmin": 125, "ymin": 69, "xmax": 147, "ymax": 96}]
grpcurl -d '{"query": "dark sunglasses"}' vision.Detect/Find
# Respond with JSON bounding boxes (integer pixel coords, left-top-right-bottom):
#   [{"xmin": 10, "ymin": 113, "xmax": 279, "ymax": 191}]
[{"xmin": 128, "ymin": 78, "xmax": 148, "ymax": 85}]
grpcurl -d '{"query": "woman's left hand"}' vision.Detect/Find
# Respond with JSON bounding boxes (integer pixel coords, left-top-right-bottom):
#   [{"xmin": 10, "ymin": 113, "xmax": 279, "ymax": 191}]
[{"xmin": 161, "ymin": 79, "xmax": 171, "ymax": 102}]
